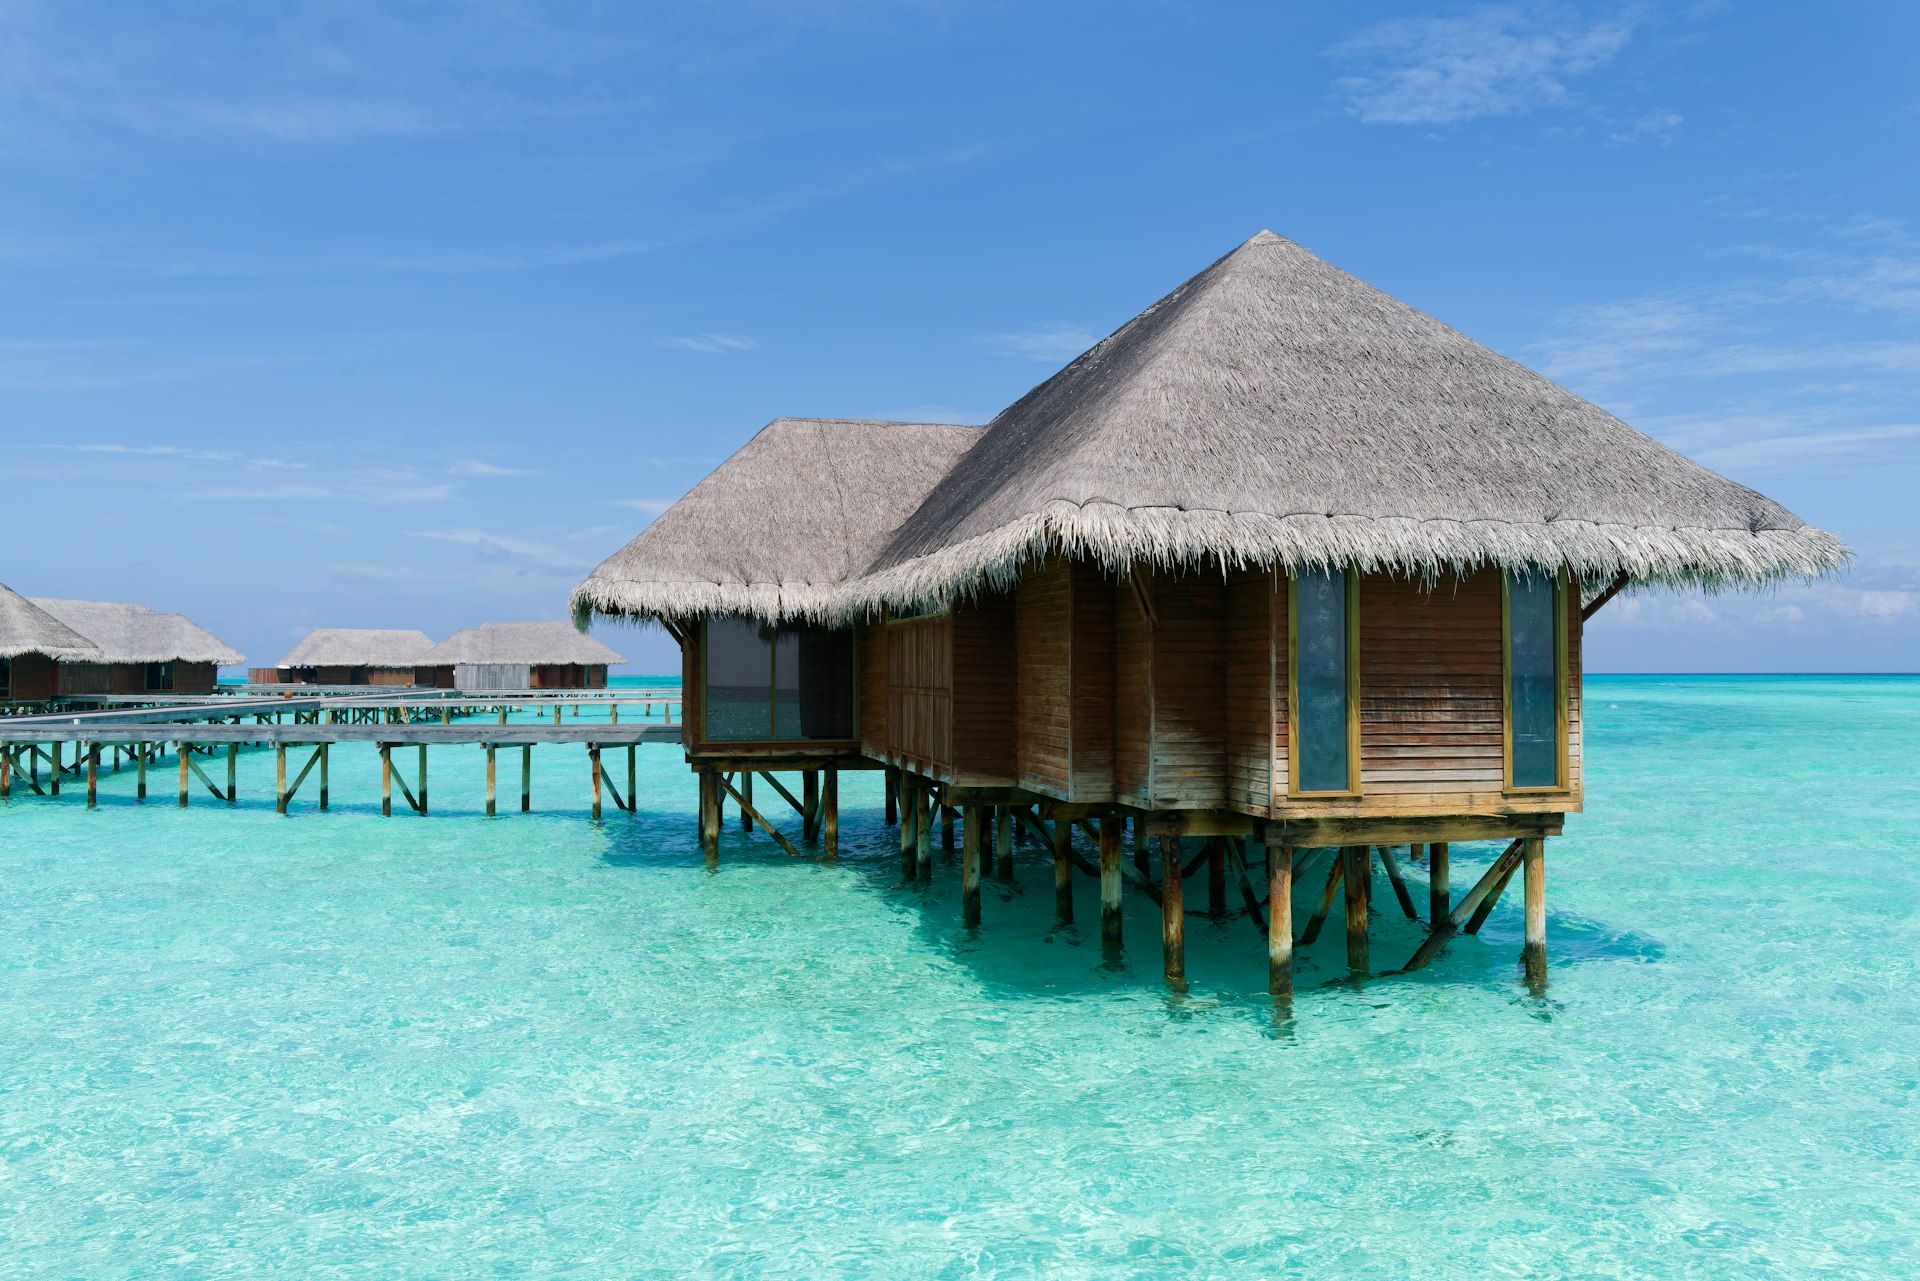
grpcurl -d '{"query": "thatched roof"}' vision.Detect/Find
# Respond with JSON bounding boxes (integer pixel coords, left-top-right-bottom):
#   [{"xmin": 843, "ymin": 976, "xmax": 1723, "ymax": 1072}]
[
  {"xmin": 421, "ymin": 621, "xmax": 624, "ymax": 666},
  {"xmin": 31, "ymin": 598, "xmax": 244, "ymax": 666},
  {"xmin": 575, "ymin": 232, "xmax": 1847, "ymax": 626},
  {"xmin": 277, "ymin": 628, "xmax": 435, "ymax": 668},
  {"xmin": 0, "ymin": 582, "xmax": 101, "ymax": 661},
  {"xmin": 571, "ymin": 417, "xmax": 986, "ymax": 624}
]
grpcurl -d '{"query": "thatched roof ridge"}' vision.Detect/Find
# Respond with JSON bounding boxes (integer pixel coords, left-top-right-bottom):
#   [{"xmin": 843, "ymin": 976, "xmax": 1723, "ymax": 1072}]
[
  {"xmin": 570, "ymin": 417, "xmax": 986, "ymax": 624},
  {"xmin": 422, "ymin": 621, "xmax": 624, "ymax": 666},
  {"xmin": 855, "ymin": 230, "xmax": 1846, "ymax": 614},
  {"xmin": 573, "ymin": 232, "xmax": 1846, "ymax": 627},
  {"xmin": 276, "ymin": 628, "xmax": 436, "ymax": 668},
  {"xmin": 31, "ymin": 598, "xmax": 244, "ymax": 665},
  {"xmin": 0, "ymin": 582, "xmax": 101, "ymax": 661}
]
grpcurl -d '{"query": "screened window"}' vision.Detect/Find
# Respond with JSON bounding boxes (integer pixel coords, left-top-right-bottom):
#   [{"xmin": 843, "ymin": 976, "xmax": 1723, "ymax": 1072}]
[
  {"xmin": 1292, "ymin": 568, "xmax": 1354, "ymax": 794},
  {"xmin": 704, "ymin": 618, "xmax": 854, "ymax": 742},
  {"xmin": 1507, "ymin": 570, "xmax": 1563, "ymax": 789},
  {"xmin": 145, "ymin": 661, "xmax": 175, "ymax": 692}
]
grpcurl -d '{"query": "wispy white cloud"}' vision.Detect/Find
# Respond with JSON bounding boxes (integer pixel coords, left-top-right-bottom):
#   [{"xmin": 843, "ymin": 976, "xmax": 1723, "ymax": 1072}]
[
  {"xmin": 979, "ymin": 324, "xmax": 1094, "ymax": 362},
  {"xmin": 414, "ymin": 527, "xmax": 585, "ymax": 569},
  {"xmin": 448, "ymin": 459, "xmax": 538, "ymax": 477},
  {"xmin": 658, "ymin": 333, "xmax": 758, "ymax": 354},
  {"xmin": 1331, "ymin": 5, "xmax": 1638, "ymax": 126},
  {"xmin": 1609, "ymin": 108, "xmax": 1683, "ymax": 145},
  {"xmin": 616, "ymin": 497, "xmax": 675, "ymax": 514}
]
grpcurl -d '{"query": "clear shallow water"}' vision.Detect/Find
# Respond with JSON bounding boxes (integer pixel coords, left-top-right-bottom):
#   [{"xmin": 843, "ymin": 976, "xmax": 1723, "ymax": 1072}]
[{"xmin": 2, "ymin": 676, "xmax": 1916, "ymax": 1278}]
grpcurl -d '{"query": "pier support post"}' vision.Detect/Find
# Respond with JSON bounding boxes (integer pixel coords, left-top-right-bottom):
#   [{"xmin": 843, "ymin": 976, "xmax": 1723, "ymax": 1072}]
[
  {"xmin": 740, "ymin": 772, "xmax": 753, "ymax": 831},
  {"xmin": 995, "ymin": 806, "xmax": 1012, "ymax": 882},
  {"xmin": 521, "ymin": 746, "xmax": 531, "ymax": 813},
  {"xmin": 227, "ymin": 743, "xmax": 237, "ymax": 803},
  {"xmin": 319, "ymin": 744, "xmax": 329, "ymax": 810},
  {"xmin": 915, "ymin": 786, "xmax": 933, "ymax": 886},
  {"xmin": 822, "ymin": 768, "xmax": 838, "ymax": 859},
  {"xmin": 1523, "ymin": 837, "xmax": 1547, "ymax": 989},
  {"xmin": 1379, "ymin": 846, "xmax": 1419, "ymax": 920},
  {"xmin": 961, "ymin": 804, "xmax": 983, "ymax": 927},
  {"xmin": 178, "ymin": 745, "xmax": 189, "ymax": 807},
  {"xmin": 884, "ymin": 767, "xmax": 897, "ymax": 825},
  {"xmin": 485, "ymin": 745, "xmax": 496, "ymax": 816},
  {"xmin": 276, "ymin": 744, "xmax": 288, "ymax": 814},
  {"xmin": 698, "ymin": 769, "xmax": 720, "ymax": 860},
  {"xmin": 87, "ymin": 744, "xmax": 99, "ymax": 809},
  {"xmin": 1267, "ymin": 840, "xmax": 1293, "ymax": 997},
  {"xmin": 135, "ymin": 743, "xmax": 145, "ymax": 801},
  {"xmin": 49, "ymin": 741, "xmax": 60, "ymax": 797},
  {"xmin": 940, "ymin": 803, "xmax": 954, "ymax": 853},
  {"xmin": 590, "ymin": 746, "xmax": 602, "ymax": 820},
  {"xmin": 627, "ymin": 745, "xmax": 636, "ymax": 816},
  {"xmin": 1429, "ymin": 842, "xmax": 1450, "ymax": 926},
  {"xmin": 1343, "ymin": 845, "xmax": 1370, "ymax": 976},
  {"xmin": 1053, "ymin": 814, "xmax": 1073, "ymax": 924},
  {"xmin": 417, "ymin": 745, "xmax": 428, "ymax": 815},
  {"xmin": 1161, "ymin": 836, "xmax": 1185, "ymax": 986},
  {"xmin": 1099, "ymin": 817, "xmax": 1122, "ymax": 948},
  {"xmin": 1206, "ymin": 837, "xmax": 1226, "ymax": 918},
  {"xmin": 381, "ymin": 746, "xmax": 392, "ymax": 816},
  {"xmin": 803, "ymin": 771, "xmax": 820, "ymax": 843},
  {"xmin": 899, "ymin": 775, "xmax": 918, "ymax": 881},
  {"xmin": 1, "ymin": 744, "xmax": 10, "ymax": 799}
]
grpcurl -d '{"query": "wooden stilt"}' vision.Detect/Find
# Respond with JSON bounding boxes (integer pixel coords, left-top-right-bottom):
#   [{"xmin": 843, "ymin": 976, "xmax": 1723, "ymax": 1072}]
[
  {"xmin": 962, "ymin": 804, "xmax": 983, "ymax": 927},
  {"xmin": 1267, "ymin": 841, "xmax": 1293, "ymax": 996},
  {"xmin": 521, "ymin": 745, "xmax": 531, "ymax": 812},
  {"xmin": 417, "ymin": 744, "xmax": 428, "ymax": 815},
  {"xmin": 136, "ymin": 743, "xmax": 146, "ymax": 801},
  {"xmin": 699, "ymin": 768, "xmax": 720, "ymax": 859},
  {"xmin": 1379, "ymin": 846, "xmax": 1419, "ymax": 919},
  {"xmin": 822, "ymin": 768, "xmax": 838, "ymax": 858},
  {"xmin": 1428, "ymin": 842, "xmax": 1450, "ymax": 926},
  {"xmin": 275, "ymin": 744, "xmax": 288, "ymax": 813},
  {"xmin": 227, "ymin": 743, "xmax": 237, "ymax": 803},
  {"xmin": 1299, "ymin": 855, "xmax": 1344, "ymax": 946},
  {"xmin": 486, "ymin": 745, "xmax": 497, "ymax": 816},
  {"xmin": 941, "ymin": 803, "xmax": 954, "ymax": 852},
  {"xmin": 87, "ymin": 744, "xmax": 99, "ymax": 809},
  {"xmin": 740, "ymin": 772, "xmax": 754, "ymax": 831},
  {"xmin": 899, "ymin": 775, "xmax": 918, "ymax": 881},
  {"xmin": 1343, "ymin": 845, "xmax": 1370, "ymax": 976},
  {"xmin": 319, "ymin": 743, "xmax": 329, "ymax": 810},
  {"xmin": 884, "ymin": 767, "xmax": 897, "ymax": 825},
  {"xmin": 1162, "ymin": 835, "xmax": 1185, "ymax": 985},
  {"xmin": 1465, "ymin": 857, "xmax": 1517, "ymax": 935},
  {"xmin": 590, "ymin": 746, "xmax": 602, "ymax": 819},
  {"xmin": 1099, "ymin": 817, "xmax": 1122, "ymax": 947},
  {"xmin": 1, "ymin": 744, "xmax": 10, "ymax": 799},
  {"xmin": 803, "ymin": 770, "xmax": 820, "ymax": 843},
  {"xmin": 1401, "ymin": 839, "xmax": 1527, "ymax": 972},
  {"xmin": 1206, "ymin": 836, "xmax": 1226, "ymax": 917},
  {"xmin": 627, "ymin": 745, "xmax": 636, "ymax": 815},
  {"xmin": 49, "ymin": 741, "xmax": 60, "ymax": 796},
  {"xmin": 995, "ymin": 806, "xmax": 1012, "ymax": 882},
  {"xmin": 177, "ymin": 744, "xmax": 188, "ymax": 807},
  {"xmin": 1053, "ymin": 814, "xmax": 1073, "ymax": 923},
  {"xmin": 915, "ymin": 785, "xmax": 933, "ymax": 886},
  {"xmin": 381, "ymin": 745, "xmax": 392, "ymax": 816},
  {"xmin": 1523, "ymin": 837, "xmax": 1547, "ymax": 988}
]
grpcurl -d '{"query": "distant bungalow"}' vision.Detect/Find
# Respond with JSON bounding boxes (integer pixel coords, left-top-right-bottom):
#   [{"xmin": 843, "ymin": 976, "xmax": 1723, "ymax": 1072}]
[
  {"xmin": 253, "ymin": 628, "xmax": 438, "ymax": 687},
  {"xmin": 419, "ymin": 621, "xmax": 623, "ymax": 691},
  {"xmin": 1, "ymin": 583, "xmax": 102, "ymax": 705},
  {"xmin": 27, "ymin": 597, "xmax": 242, "ymax": 697},
  {"xmin": 583, "ymin": 231, "xmax": 1848, "ymax": 991}
]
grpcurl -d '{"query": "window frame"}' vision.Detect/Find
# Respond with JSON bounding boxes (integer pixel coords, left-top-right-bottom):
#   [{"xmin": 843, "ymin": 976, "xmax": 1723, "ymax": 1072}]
[
  {"xmin": 1285, "ymin": 567, "xmax": 1362, "ymax": 798},
  {"xmin": 145, "ymin": 661, "xmax": 176, "ymax": 692},
  {"xmin": 1501, "ymin": 568, "xmax": 1571, "ymax": 794},
  {"xmin": 698, "ymin": 616, "xmax": 859, "ymax": 746}
]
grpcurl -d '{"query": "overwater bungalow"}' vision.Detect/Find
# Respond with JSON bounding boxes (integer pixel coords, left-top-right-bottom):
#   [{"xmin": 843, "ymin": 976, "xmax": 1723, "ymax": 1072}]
[
  {"xmin": 29, "ymin": 597, "xmax": 242, "ymax": 697},
  {"xmin": 571, "ymin": 231, "xmax": 1846, "ymax": 990},
  {"xmin": 0, "ymin": 583, "xmax": 102, "ymax": 706},
  {"xmin": 253, "ymin": 628, "xmax": 438, "ymax": 687},
  {"xmin": 419, "ymin": 621, "xmax": 623, "ymax": 691}
]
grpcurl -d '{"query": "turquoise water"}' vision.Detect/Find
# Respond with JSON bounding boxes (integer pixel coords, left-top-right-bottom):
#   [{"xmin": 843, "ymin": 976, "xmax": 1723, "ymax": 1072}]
[{"xmin": 2, "ymin": 676, "xmax": 1916, "ymax": 1277}]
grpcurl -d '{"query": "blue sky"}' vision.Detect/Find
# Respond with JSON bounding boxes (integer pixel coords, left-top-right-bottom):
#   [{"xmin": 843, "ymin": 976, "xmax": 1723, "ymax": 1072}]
[{"xmin": 3, "ymin": 1, "xmax": 1915, "ymax": 673}]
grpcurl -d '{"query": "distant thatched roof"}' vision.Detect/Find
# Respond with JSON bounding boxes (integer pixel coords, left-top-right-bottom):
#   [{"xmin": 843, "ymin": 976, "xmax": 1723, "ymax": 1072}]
[
  {"xmin": 277, "ymin": 628, "xmax": 435, "ymax": 668},
  {"xmin": 421, "ymin": 621, "xmax": 624, "ymax": 666},
  {"xmin": 571, "ymin": 417, "xmax": 985, "ymax": 624},
  {"xmin": 0, "ymin": 582, "xmax": 101, "ymax": 661},
  {"xmin": 32, "ymin": 598, "xmax": 244, "ymax": 666},
  {"xmin": 575, "ymin": 232, "xmax": 1847, "ymax": 626}
]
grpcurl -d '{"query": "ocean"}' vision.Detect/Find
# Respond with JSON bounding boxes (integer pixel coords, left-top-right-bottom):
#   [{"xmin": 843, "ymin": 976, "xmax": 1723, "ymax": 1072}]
[{"xmin": 2, "ymin": 675, "xmax": 1915, "ymax": 1277}]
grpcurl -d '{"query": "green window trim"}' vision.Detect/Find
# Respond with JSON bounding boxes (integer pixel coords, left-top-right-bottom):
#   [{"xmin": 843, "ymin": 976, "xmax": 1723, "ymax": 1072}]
[{"xmin": 1286, "ymin": 567, "xmax": 1362, "ymax": 797}]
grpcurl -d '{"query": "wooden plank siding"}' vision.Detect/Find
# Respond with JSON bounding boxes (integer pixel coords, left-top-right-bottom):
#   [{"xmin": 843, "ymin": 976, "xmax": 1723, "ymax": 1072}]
[
  {"xmin": 1112, "ymin": 571, "xmax": 1153, "ymax": 807},
  {"xmin": 1145, "ymin": 570, "xmax": 1226, "ymax": 809},
  {"xmin": 951, "ymin": 592, "xmax": 1017, "ymax": 783},
  {"xmin": 885, "ymin": 614, "xmax": 953, "ymax": 777},
  {"xmin": 1014, "ymin": 561, "xmax": 1072, "ymax": 795},
  {"xmin": 1224, "ymin": 568, "xmax": 1279, "ymax": 815},
  {"xmin": 1067, "ymin": 562, "xmax": 1116, "ymax": 802}
]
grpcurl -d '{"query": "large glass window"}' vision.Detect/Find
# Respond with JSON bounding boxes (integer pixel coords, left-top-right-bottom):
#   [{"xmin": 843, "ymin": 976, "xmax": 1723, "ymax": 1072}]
[
  {"xmin": 1507, "ymin": 571, "xmax": 1563, "ymax": 789},
  {"xmin": 1292, "ymin": 568, "xmax": 1354, "ymax": 794},
  {"xmin": 705, "ymin": 618, "xmax": 854, "ymax": 741},
  {"xmin": 145, "ymin": 661, "xmax": 175, "ymax": 692}
]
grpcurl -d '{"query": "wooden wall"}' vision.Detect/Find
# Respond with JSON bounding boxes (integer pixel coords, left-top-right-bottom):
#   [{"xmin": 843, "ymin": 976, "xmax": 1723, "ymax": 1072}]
[
  {"xmin": 4, "ymin": 653, "xmax": 55, "ymax": 702},
  {"xmin": 1225, "ymin": 568, "xmax": 1280, "ymax": 813},
  {"xmin": 951, "ymin": 592, "xmax": 1016, "ymax": 783},
  {"xmin": 1014, "ymin": 561, "xmax": 1071, "ymax": 794},
  {"xmin": 884, "ymin": 613, "xmax": 952, "ymax": 776}
]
